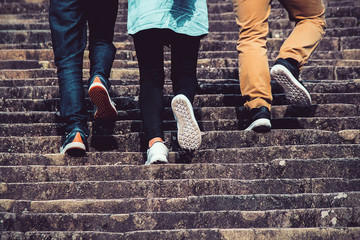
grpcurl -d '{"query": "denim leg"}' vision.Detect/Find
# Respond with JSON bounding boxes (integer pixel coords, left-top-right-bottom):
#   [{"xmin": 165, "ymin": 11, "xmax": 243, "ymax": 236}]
[
  {"xmin": 86, "ymin": 0, "xmax": 118, "ymax": 88},
  {"xmin": 133, "ymin": 30, "xmax": 166, "ymax": 143},
  {"xmin": 170, "ymin": 32, "xmax": 201, "ymax": 104},
  {"xmin": 49, "ymin": 0, "xmax": 89, "ymax": 134}
]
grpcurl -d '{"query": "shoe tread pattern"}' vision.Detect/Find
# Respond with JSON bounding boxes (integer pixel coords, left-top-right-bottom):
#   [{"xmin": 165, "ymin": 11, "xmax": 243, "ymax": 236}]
[{"xmin": 172, "ymin": 97, "xmax": 201, "ymax": 150}]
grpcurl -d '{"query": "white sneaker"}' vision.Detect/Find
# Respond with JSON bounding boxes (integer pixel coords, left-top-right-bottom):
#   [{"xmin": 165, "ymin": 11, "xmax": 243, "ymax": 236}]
[
  {"xmin": 171, "ymin": 94, "xmax": 201, "ymax": 150},
  {"xmin": 145, "ymin": 141, "xmax": 169, "ymax": 165}
]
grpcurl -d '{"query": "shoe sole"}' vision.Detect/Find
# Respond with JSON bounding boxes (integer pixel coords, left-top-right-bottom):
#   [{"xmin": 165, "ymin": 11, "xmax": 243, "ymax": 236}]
[
  {"xmin": 60, "ymin": 142, "xmax": 86, "ymax": 154},
  {"xmin": 245, "ymin": 118, "xmax": 271, "ymax": 133},
  {"xmin": 171, "ymin": 95, "xmax": 201, "ymax": 150},
  {"xmin": 271, "ymin": 65, "xmax": 311, "ymax": 107},
  {"xmin": 89, "ymin": 83, "xmax": 117, "ymax": 120}
]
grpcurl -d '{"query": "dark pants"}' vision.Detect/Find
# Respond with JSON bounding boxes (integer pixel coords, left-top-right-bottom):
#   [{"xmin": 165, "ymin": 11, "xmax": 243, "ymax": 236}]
[
  {"xmin": 49, "ymin": 0, "xmax": 118, "ymax": 134},
  {"xmin": 132, "ymin": 29, "xmax": 202, "ymax": 143}
]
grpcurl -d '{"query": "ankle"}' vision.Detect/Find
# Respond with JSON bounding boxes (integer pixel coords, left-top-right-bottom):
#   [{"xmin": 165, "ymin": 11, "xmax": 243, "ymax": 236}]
[
  {"xmin": 285, "ymin": 58, "xmax": 299, "ymax": 69},
  {"xmin": 149, "ymin": 137, "xmax": 164, "ymax": 148}
]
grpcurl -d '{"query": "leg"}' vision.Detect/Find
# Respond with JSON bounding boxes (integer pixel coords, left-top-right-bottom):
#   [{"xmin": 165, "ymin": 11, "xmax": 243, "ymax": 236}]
[
  {"xmin": 232, "ymin": 0, "xmax": 272, "ymax": 110},
  {"xmin": 86, "ymin": 0, "xmax": 118, "ymax": 86},
  {"xmin": 170, "ymin": 33, "xmax": 201, "ymax": 104},
  {"xmin": 170, "ymin": 32, "xmax": 202, "ymax": 149},
  {"xmin": 49, "ymin": 0, "xmax": 88, "ymax": 135},
  {"xmin": 270, "ymin": 0, "xmax": 326, "ymax": 106},
  {"xmin": 132, "ymin": 29, "xmax": 166, "ymax": 144},
  {"xmin": 278, "ymin": 0, "xmax": 326, "ymax": 68},
  {"xmin": 86, "ymin": 0, "xmax": 119, "ymax": 120}
]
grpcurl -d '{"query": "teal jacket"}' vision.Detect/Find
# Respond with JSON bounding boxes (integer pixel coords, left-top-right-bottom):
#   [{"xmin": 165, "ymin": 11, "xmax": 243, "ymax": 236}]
[{"xmin": 127, "ymin": 0, "xmax": 208, "ymax": 36}]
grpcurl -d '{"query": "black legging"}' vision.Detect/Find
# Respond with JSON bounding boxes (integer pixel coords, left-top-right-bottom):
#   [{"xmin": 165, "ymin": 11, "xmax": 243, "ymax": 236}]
[{"xmin": 132, "ymin": 29, "xmax": 202, "ymax": 143}]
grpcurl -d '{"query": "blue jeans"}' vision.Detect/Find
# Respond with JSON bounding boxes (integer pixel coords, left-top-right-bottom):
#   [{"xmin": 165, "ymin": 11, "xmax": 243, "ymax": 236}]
[{"xmin": 49, "ymin": 0, "xmax": 118, "ymax": 134}]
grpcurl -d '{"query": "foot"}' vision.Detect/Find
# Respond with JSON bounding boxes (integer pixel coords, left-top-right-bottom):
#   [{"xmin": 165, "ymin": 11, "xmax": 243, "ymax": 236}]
[
  {"xmin": 271, "ymin": 58, "xmax": 311, "ymax": 107},
  {"xmin": 60, "ymin": 128, "xmax": 87, "ymax": 155},
  {"xmin": 88, "ymin": 76, "xmax": 117, "ymax": 120},
  {"xmin": 146, "ymin": 141, "xmax": 169, "ymax": 165},
  {"xmin": 171, "ymin": 94, "xmax": 201, "ymax": 150},
  {"xmin": 245, "ymin": 106, "xmax": 271, "ymax": 132}
]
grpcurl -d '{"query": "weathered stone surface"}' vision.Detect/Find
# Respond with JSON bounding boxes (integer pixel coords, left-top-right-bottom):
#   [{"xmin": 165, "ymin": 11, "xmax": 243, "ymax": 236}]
[
  {"xmin": 0, "ymin": 65, "xmax": 347, "ymax": 81},
  {"xmin": 1, "ymin": 93, "xmax": 360, "ymax": 112},
  {"xmin": 2, "ymin": 178, "xmax": 360, "ymax": 200},
  {"xmin": 336, "ymin": 66, "xmax": 360, "ymax": 80},
  {"xmin": 1, "ymin": 208, "xmax": 359, "ymax": 232},
  {"xmin": 1, "ymin": 80, "xmax": 360, "ymax": 99},
  {"xmin": 1, "ymin": 192, "xmax": 359, "ymax": 214},
  {"xmin": 338, "ymin": 129, "xmax": 360, "ymax": 143},
  {"xmin": 0, "ymin": 0, "xmax": 359, "ymax": 237},
  {"xmin": 219, "ymin": 228, "xmax": 360, "ymax": 240},
  {"xmin": 1, "ymin": 116, "xmax": 360, "ymax": 137},
  {"xmin": 0, "ymin": 144, "xmax": 359, "ymax": 166},
  {"xmin": 1, "ymin": 228, "xmax": 360, "ymax": 240},
  {"xmin": 0, "ymin": 129, "xmax": 357, "ymax": 153},
  {"xmin": 1, "ymin": 158, "xmax": 359, "ymax": 183}
]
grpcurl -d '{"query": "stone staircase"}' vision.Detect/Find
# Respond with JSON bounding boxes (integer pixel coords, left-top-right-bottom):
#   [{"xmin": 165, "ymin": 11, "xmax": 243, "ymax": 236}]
[{"xmin": 1, "ymin": 0, "xmax": 360, "ymax": 239}]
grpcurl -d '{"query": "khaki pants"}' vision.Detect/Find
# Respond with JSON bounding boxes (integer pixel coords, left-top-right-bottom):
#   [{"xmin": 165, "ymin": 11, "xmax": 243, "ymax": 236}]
[{"xmin": 232, "ymin": 0, "xmax": 326, "ymax": 110}]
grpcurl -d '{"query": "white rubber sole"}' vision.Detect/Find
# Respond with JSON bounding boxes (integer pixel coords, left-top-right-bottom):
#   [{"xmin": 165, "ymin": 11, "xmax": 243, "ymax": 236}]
[
  {"xmin": 89, "ymin": 82, "xmax": 117, "ymax": 120},
  {"xmin": 271, "ymin": 64, "xmax": 311, "ymax": 107},
  {"xmin": 245, "ymin": 118, "xmax": 271, "ymax": 132},
  {"xmin": 171, "ymin": 94, "xmax": 201, "ymax": 150},
  {"xmin": 60, "ymin": 142, "xmax": 86, "ymax": 154}
]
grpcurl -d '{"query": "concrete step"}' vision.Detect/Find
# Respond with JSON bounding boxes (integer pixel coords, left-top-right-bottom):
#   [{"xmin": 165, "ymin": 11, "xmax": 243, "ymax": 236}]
[
  {"xmin": 0, "ymin": 129, "xmax": 358, "ymax": 153},
  {"xmin": 0, "ymin": 78, "xmax": 360, "ymax": 97},
  {"xmin": 0, "ymin": 46, "xmax": 357, "ymax": 64},
  {"xmin": 1, "ymin": 17, "xmax": 357, "ymax": 33},
  {"xmin": 1, "ymin": 228, "xmax": 360, "ymax": 240},
  {"xmin": 0, "ymin": 32, "xmax": 345, "ymax": 55},
  {"xmin": 0, "ymin": 104, "xmax": 358, "ymax": 124},
  {"xmin": 1, "ymin": 5, "xmax": 358, "ymax": 38},
  {"xmin": 2, "ymin": 65, "xmax": 355, "ymax": 81},
  {"xmin": 1, "ymin": 178, "xmax": 360, "ymax": 200},
  {"xmin": 2, "ymin": 58, "xmax": 359, "ymax": 71},
  {"xmin": 1, "ymin": 208, "xmax": 359, "ymax": 232},
  {"xmin": 1, "ymin": 5, "xmax": 359, "ymax": 25},
  {"xmin": 0, "ymin": 75, "xmax": 357, "ymax": 89},
  {"xmin": 0, "ymin": 31, "xmax": 350, "ymax": 52},
  {"xmin": 2, "ymin": 192, "xmax": 359, "ymax": 214},
  {"xmin": 1, "ymin": 48, "xmax": 357, "ymax": 64},
  {"xmin": 343, "ymin": 49, "xmax": 360, "ymax": 60},
  {"xmin": 1, "ymin": 92, "xmax": 359, "ymax": 112},
  {"xmin": 1, "ymin": 80, "xmax": 360, "ymax": 96},
  {"xmin": 1, "ymin": 144, "xmax": 359, "ymax": 166},
  {"xmin": 1, "ymin": 116, "xmax": 360, "ymax": 137},
  {"xmin": 1, "ymin": 158, "xmax": 359, "ymax": 183},
  {"xmin": 1, "ymin": 82, "xmax": 359, "ymax": 106},
  {"xmin": 0, "ymin": 0, "xmax": 358, "ymax": 14}
]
